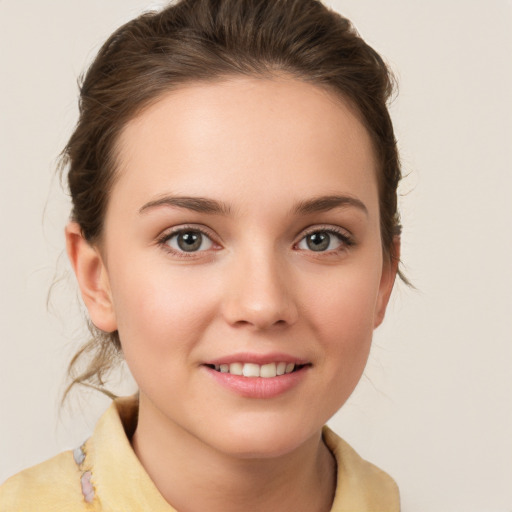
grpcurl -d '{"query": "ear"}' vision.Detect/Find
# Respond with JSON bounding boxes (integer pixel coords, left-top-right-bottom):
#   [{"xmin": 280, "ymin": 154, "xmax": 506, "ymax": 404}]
[
  {"xmin": 65, "ymin": 222, "xmax": 117, "ymax": 333},
  {"xmin": 374, "ymin": 236, "xmax": 400, "ymax": 328}
]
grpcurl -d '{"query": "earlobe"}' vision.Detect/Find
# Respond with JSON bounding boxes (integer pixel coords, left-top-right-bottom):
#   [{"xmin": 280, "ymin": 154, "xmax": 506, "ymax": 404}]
[
  {"xmin": 65, "ymin": 222, "xmax": 117, "ymax": 333},
  {"xmin": 374, "ymin": 236, "xmax": 400, "ymax": 328}
]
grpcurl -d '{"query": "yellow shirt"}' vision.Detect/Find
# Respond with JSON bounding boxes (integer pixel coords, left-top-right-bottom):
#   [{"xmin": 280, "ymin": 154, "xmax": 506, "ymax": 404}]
[{"xmin": 0, "ymin": 396, "xmax": 399, "ymax": 511}]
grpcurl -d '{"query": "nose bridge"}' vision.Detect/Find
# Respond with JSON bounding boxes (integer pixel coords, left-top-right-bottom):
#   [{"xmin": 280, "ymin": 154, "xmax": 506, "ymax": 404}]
[{"xmin": 222, "ymin": 241, "xmax": 298, "ymax": 329}]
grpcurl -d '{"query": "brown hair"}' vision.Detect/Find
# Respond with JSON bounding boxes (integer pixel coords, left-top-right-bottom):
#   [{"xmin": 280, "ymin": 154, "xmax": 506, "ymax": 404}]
[{"xmin": 63, "ymin": 0, "xmax": 403, "ymax": 399}]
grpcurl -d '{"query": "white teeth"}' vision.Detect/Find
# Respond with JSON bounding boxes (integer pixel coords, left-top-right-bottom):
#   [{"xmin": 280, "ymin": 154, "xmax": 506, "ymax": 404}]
[
  {"xmin": 213, "ymin": 361, "xmax": 301, "ymax": 377},
  {"xmin": 229, "ymin": 362, "xmax": 243, "ymax": 375},
  {"xmin": 260, "ymin": 363, "xmax": 277, "ymax": 378},
  {"xmin": 242, "ymin": 363, "xmax": 260, "ymax": 377}
]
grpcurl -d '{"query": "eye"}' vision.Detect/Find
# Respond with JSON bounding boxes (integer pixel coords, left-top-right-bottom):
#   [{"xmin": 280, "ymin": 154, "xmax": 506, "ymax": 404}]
[
  {"xmin": 164, "ymin": 229, "xmax": 214, "ymax": 253},
  {"xmin": 296, "ymin": 229, "xmax": 351, "ymax": 252}
]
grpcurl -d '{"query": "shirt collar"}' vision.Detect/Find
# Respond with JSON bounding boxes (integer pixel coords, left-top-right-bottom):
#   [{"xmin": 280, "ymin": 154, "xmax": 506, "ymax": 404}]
[{"xmin": 82, "ymin": 395, "xmax": 399, "ymax": 511}]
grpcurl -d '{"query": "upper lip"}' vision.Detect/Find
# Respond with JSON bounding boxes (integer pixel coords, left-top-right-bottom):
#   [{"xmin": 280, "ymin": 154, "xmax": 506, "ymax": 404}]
[{"xmin": 204, "ymin": 352, "xmax": 310, "ymax": 366}]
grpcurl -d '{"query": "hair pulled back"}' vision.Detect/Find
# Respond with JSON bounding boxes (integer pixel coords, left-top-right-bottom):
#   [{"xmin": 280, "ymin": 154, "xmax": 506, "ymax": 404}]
[{"xmin": 63, "ymin": 0, "xmax": 402, "ymax": 399}]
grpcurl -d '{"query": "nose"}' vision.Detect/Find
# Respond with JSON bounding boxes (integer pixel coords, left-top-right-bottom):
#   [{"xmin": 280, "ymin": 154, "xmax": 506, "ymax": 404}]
[{"xmin": 221, "ymin": 248, "xmax": 299, "ymax": 330}]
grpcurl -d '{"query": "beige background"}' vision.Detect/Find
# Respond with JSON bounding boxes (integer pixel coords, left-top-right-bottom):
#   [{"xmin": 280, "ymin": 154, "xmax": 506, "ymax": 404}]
[{"xmin": 1, "ymin": 1, "xmax": 511, "ymax": 509}]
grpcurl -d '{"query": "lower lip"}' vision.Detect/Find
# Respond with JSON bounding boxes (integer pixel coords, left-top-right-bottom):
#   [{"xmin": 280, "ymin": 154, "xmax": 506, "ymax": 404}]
[{"xmin": 203, "ymin": 366, "xmax": 309, "ymax": 398}]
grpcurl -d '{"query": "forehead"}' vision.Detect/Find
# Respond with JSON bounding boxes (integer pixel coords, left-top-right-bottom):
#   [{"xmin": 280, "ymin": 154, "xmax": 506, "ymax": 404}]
[{"xmin": 112, "ymin": 76, "xmax": 379, "ymax": 216}]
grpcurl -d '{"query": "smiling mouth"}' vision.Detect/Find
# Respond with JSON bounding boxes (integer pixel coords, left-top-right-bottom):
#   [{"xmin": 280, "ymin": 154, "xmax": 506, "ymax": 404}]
[{"xmin": 204, "ymin": 362, "xmax": 308, "ymax": 378}]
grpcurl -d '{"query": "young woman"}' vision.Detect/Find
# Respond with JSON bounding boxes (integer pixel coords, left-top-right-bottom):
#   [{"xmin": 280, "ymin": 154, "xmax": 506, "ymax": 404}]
[{"xmin": 0, "ymin": 0, "xmax": 404, "ymax": 510}]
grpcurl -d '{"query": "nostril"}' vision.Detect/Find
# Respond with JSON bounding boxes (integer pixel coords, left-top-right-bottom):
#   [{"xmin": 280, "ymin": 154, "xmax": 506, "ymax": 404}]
[{"xmin": 230, "ymin": 316, "xmax": 290, "ymax": 330}]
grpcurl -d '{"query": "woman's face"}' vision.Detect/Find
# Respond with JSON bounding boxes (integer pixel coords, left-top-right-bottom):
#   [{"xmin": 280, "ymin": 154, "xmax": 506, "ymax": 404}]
[{"xmin": 76, "ymin": 76, "xmax": 396, "ymax": 457}]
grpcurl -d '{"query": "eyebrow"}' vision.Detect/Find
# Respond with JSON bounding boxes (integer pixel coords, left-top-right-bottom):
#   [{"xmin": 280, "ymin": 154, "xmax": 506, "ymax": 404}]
[
  {"xmin": 139, "ymin": 194, "xmax": 367, "ymax": 217},
  {"xmin": 139, "ymin": 195, "xmax": 232, "ymax": 215},
  {"xmin": 293, "ymin": 195, "xmax": 368, "ymax": 216}
]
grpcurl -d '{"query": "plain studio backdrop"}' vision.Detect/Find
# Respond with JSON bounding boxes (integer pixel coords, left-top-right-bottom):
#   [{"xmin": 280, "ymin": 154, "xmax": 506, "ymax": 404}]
[{"xmin": 1, "ymin": 1, "xmax": 511, "ymax": 510}]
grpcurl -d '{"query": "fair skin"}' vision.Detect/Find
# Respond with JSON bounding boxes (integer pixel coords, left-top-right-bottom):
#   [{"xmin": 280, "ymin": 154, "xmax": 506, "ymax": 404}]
[{"xmin": 66, "ymin": 76, "xmax": 398, "ymax": 512}]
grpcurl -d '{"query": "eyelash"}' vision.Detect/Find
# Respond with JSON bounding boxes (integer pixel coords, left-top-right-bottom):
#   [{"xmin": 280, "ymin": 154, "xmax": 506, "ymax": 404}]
[
  {"xmin": 157, "ymin": 225, "xmax": 219, "ymax": 259},
  {"xmin": 156, "ymin": 224, "xmax": 354, "ymax": 258},
  {"xmin": 295, "ymin": 226, "xmax": 354, "ymax": 254}
]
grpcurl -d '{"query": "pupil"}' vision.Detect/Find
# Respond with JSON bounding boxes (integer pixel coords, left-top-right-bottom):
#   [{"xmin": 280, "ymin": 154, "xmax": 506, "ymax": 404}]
[
  {"xmin": 178, "ymin": 231, "xmax": 202, "ymax": 251},
  {"xmin": 307, "ymin": 232, "xmax": 329, "ymax": 251}
]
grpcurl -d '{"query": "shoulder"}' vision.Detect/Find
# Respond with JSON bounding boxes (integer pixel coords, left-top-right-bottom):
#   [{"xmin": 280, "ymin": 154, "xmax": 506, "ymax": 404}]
[
  {"xmin": 323, "ymin": 426, "xmax": 400, "ymax": 512},
  {"xmin": 0, "ymin": 450, "xmax": 86, "ymax": 512}
]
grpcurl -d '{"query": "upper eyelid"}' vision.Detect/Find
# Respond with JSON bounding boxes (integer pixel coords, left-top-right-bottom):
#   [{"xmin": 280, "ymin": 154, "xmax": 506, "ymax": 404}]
[
  {"xmin": 294, "ymin": 226, "xmax": 354, "ymax": 252},
  {"xmin": 157, "ymin": 226, "xmax": 220, "ymax": 257},
  {"xmin": 296, "ymin": 224, "xmax": 352, "ymax": 240},
  {"xmin": 156, "ymin": 223, "xmax": 352, "ymax": 247},
  {"xmin": 158, "ymin": 224, "xmax": 218, "ymax": 241}
]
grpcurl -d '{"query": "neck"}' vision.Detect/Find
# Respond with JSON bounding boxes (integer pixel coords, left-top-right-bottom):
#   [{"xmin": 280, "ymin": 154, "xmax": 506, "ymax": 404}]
[{"xmin": 131, "ymin": 394, "xmax": 336, "ymax": 512}]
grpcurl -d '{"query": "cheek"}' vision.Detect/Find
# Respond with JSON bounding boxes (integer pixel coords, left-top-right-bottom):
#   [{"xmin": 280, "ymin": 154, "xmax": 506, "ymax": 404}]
[
  {"xmin": 304, "ymin": 260, "xmax": 381, "ymax": 335},
  {"xmin": 316, "ymin": 295, "xmax": 374, "ymax": 415},
  {"xmin": 109, "ymin": 263, "xmax": 219, "ymax": 363},
  {"xmin": 301, "ymin": 262, "xmax": 381, "ymax": 387}
]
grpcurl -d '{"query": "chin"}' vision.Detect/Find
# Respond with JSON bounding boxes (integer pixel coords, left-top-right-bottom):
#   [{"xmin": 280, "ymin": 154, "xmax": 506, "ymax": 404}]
[{"xmin": 203, "ymin": 417, "xmax": 319, "ymax": 460}]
